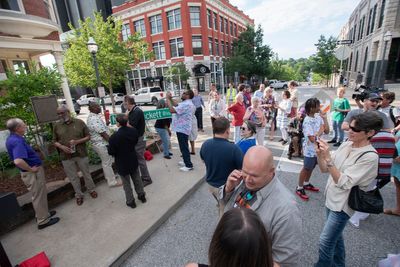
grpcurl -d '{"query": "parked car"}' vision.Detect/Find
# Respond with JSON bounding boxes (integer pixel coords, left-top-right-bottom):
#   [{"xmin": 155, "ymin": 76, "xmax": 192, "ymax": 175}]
[
  {"xmin": 131, "ymin": 87, "xmax": 174, "ymax": 106},
  {"xmin": 269, "ymin": 80, "xmax": 288, "ymax": 89},
  {"xmin": 77, "ymin": 94, "xmax": 97, "ymax": 106},
  {"xmin": 57, "ymin": 98, "xmax": 81, "ymax": 114},
  {"xmin": 104, "ymin": 93, "xmax": 124, "ymax": 105}
]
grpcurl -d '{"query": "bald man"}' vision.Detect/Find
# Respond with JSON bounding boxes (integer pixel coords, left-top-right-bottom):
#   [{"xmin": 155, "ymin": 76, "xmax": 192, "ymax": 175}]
[
  {"xmin": 53, "ymin": 105, "xmax": 97, "ymax": 206},
  {"xmin": 221, "ymin": 146, "xmax": 301, "ymax": 267}
]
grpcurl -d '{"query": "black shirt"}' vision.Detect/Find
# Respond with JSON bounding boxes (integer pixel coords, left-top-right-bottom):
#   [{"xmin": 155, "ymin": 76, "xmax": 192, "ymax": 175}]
[
  {"xmin": 128, "ymin": 106, "xmax": 145, "ymax": 136},
  {"xmin": 154, "ymin": 118, "xmax": 171, "ymax": 129}
]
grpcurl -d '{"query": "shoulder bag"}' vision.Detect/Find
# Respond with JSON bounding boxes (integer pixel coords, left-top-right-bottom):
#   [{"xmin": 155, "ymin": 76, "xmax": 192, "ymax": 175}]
[{"xmin": 348, "ymin": 151, "xmax": 383, "ymax": 214}]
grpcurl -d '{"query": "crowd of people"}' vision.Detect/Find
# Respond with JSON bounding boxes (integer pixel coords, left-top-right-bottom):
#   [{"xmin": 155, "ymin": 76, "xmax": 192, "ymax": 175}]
[{"xmin": 4, "ymin": 80, "xmax": 400, "ymax": 266}]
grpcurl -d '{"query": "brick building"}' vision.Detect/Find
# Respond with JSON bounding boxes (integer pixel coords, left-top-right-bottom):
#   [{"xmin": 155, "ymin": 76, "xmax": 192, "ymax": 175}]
[
  {"xmin": 0, "ymin": 0, "xmax": 74, "ymax": 112},
  {"xmin": 338, "ymin": 0, "xmax": 400, "ymax": 88},
  {"xmin": 111, "ymin": 0, "xmax": 254, "ymax": 93}
]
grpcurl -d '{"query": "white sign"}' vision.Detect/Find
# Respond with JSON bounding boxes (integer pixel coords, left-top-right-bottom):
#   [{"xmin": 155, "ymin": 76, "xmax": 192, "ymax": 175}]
[
  {"xmin": 334, "ymin": 46, "xmax": 351, "ymax": 60},
  {"xmin": 98, "ymin": 87, "xmax": 105, "ymax": 98}
]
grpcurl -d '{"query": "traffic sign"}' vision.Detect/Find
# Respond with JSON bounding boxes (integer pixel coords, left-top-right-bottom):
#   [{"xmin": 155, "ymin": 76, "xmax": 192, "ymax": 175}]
[
  {"xmin": 143, "ymin": 108, "xmax": 172, "ymax": 121},
  {"xmin": 336, "ymin": 40, "xmax": 353, "ymax": 45},
  {"xmin": 334, "ymin": 46, "xmax": 351, "ymax": 60}
]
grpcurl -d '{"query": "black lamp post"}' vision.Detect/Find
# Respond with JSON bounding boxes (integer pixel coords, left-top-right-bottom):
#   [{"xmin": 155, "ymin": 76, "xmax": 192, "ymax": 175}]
[{"xmin": 87, "ymin": 37, "xmax": 106, "ymax": 112}]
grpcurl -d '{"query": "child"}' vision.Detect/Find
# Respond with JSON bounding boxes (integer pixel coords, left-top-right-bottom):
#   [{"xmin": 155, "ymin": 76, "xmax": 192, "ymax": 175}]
[
  {"xmin": 296, "ymin": 98, "xmax": 329, "ymax": 201},
  {"xmin": 287, "ymin": 108, "xmax": 305, "ymax": 159}
]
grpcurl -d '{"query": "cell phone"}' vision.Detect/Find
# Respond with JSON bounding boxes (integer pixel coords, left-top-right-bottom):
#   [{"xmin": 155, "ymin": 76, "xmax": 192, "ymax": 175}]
[{"xmin": 315, "ymin": 136, "xmax": 320, "ymax": 148}]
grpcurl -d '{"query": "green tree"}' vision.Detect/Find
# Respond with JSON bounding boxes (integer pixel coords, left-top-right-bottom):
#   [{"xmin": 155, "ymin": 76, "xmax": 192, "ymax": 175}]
[
  {"xmin": 225, "ymin": 25, "xmax": 272, "ymax": 82},
  {"xmin": 164, "ymin": 62, "xmax": 190, "ymax": 95},
  {"xmin": 64, "ymin": 12, "xmax": 151, "ymax": 112},
  {"xmin": 312, "ymin": 35, "xmax": 338, "ymax": 87}
]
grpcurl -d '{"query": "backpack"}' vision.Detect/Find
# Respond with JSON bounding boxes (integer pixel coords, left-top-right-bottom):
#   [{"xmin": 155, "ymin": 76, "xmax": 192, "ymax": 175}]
[{"xmin": 389, "ymin": 106, "xmax": 400, "ymax": 127}]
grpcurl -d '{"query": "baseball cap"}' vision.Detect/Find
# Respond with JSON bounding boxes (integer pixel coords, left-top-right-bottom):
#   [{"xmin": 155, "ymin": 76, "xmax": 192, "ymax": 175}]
[{"xmin": 368, "ymin": 93, "xmax": 383, "ymax": 101}]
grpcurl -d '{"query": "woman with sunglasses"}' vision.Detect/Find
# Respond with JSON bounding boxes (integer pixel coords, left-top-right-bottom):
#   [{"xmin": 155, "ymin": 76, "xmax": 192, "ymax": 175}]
[
  {"xmin": 236, "ymin": 121, "xmax": 257, "ymax": 155},
  {"xmin": 314, "ymin": 112, "xmax": 382, "ymax": 266}
]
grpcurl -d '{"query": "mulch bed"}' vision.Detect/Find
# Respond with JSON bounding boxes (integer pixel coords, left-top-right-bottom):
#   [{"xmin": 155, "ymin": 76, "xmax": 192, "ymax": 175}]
[{"xmin": 0, "ymin": 163, "xmax": 66, "ymax": 196}]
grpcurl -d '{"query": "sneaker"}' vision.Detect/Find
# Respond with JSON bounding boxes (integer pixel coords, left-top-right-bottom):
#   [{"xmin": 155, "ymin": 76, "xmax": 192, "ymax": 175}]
[
  {"xmin": 349, "ymin": 219, "xmax": 359, "ymax": 228},
  {"xmin": 333, "ymin": 142, "xmax": 342, "ymax": 147},
  {"xmin": 178, "ymin": 161, "xmax": 185, "ymax": 167},
  {"xmin": 303, "ymin": 183, "xmax": 320, "ymax": 192},
  {"xmin": 142, "ymin": 180, "xmax": 152, "ymax": 187},
  {"xmin": 180, "ymin": 166, "xmax": 193, "ymax": 172},
  {"xmin": 327, "ymin": 139, "xmax": 337, "ymax": 144},
  {"xmin": 164, "ymin": 155, "xmax": 171, "ymax": 159},
  {"xmin": 295, "ymin": 188, "xmax": 309, "ymax": 201},
  {"xmin": 278, "ymin": 138, "xmax": 284, "ymax": 142}
]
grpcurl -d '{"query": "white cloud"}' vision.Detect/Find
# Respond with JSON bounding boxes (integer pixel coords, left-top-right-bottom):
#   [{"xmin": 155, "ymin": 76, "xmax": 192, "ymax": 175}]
[{"xmin": 228, "ymin": 0, "xmax": 359, "ymax": 59}]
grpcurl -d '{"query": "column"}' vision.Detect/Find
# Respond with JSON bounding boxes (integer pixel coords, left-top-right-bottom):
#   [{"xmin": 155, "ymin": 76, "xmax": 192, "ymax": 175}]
[{"xmin": 52, "ymin": 51, "xmax": 74, "ymax": 113}]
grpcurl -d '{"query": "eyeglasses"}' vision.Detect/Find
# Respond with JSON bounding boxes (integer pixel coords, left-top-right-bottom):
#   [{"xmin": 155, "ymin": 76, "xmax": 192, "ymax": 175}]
[{"xmin": 349, "ymin": 126, "xmax": 363, "ymax": 132}]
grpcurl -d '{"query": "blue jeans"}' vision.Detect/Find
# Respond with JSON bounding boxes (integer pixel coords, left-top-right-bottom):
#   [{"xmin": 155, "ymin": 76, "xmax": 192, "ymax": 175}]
[
  {"xmin": 315, "ymin": 209, "xmax": 349, "ymax": 267},
  {"xmin": 155, "ymin": 128, "xmax": 170, "ymax": 156},
  {"xmin": 332, "ymin": 120, "xmax": 344, "ymax": 142},
  {"xmin": 176, "ymin": 132, "xmax": 192, "ymax": 168}
]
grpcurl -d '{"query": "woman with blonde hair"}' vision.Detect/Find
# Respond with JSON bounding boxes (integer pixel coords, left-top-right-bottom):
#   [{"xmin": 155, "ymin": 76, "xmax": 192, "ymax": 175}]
[{"xmin": 243, "ymin": 96, "xmax": 266, "ymax": 145}]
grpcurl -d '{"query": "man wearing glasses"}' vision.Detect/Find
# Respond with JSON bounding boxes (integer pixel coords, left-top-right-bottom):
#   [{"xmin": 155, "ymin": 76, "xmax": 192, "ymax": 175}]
[
  {"xmin": 221, "ymin": 146, "xmax": 301, "ymax": 266},
  {"xmin": 53, "ymin": 105, "xmax": 97, "ymax": 206}
]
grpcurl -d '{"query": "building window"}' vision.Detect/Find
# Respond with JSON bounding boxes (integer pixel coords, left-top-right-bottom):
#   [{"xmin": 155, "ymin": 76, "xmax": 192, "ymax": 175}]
[
  {"xmin": 215, "ymin": 39, "xmax": 219, "ymax": 56},
  {"xmin": 153, "ymin": 41, "xmax": 166, "ymax": 60},
  {"xmin": 358, "ymin": 16, "xmax": 365, "ymax": 40},
  {"xmin": 352, "ymin": 24, "xmax": 357, "ymax": 42},
  {"xmin": 208, "ymin": 38, "xmax": 214, "ymax": 55},
  {"xmin": 234, "ymin": 23, "xmax": 237, "ymax": 37},
  {"xmin": 224, "ymin": 18, "xmax": 228, "ymax": 34},
  {"xmin": 121, "ymin": 23, "xmax": 131, "ymax": 41},
  {"xmin": 0, "ymin": 0, "xmax": 20, "ymax": 11},
  {"xmin": 354, "ymin": 50, "xmax": 359, "ymax": 72},
  {"xmin": 190, "ymin": 6, "xmax": 201, "ymax": 27},
  {"xmin": 149, "ymin": 14, "xmax": 163, "ymax": 35},
  {"xmin": 134, "ymin": 19, "xmax": 146, "ymax": 37},
  {"xmin": 213, "ymin": 12, "xmax": 218, "ymax": 31},
  {"xmin": 362, "ymin": 47, "xmax": 368, "ymax": 72},
  {"xmin": 348, "ymin": 28, "xmax": 353, "ymax": 40},
  {"xmin": 221, "ymin": 41, "xmax": 225, "ymax": 57},
  {"xmin": 371, "ymin": 4, "xmax": 377, "ymax": 33},
  {"xmin": 220, "ymin": 16, "xmax": 224, "ymax": 32},
  {"xmin": 167, "ymin": 8, "xmax": 181, "ymax": 30},
  {"xmin": 13, "ymin": 60, "xmax": 29, "ymax": 74},
  {"xmin": 192, "ymin": 36, "xmax": 203, "ymax": 55},
  {"xmin": 366, "ymin": 9, "xmax": 373, "ymax": 35},
  {"xmin": 378, "ymin": 0, "xmax": 385, "ymax": 28},
  {"xmin": 207, "ymin": 9, "xmax": 212, "ymax": 28},
  {"xmin": 170, "ymin": 38, "xmax": 184, "ymax": 57},
  {"xmin": 230, "ymin": 21, "xmax": 233, "ymax": 35},
  {"xmin": 226, "ymin": 41, "xmax": 230, "ymax": 56}
]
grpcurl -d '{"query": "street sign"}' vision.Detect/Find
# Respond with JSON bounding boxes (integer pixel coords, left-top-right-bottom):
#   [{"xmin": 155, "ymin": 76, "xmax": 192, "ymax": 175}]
[
  {"xmin": 334, "ymin": 46, "xmax": 351, "ymax": 60},
  {"xmin": 110, "ymin": 113, "xmax": 117, "ymax": 125},
  {"xmin": 98, "ymin": 86, "xmax": 105, "ymax": 97},
  {"xmin": 314, "ymin": 90, "xmax": 333, "ymax": 114},
  {"xmin": 143, "ymin": 108, "xmax": 172, "ymax": 121},
  {"xmin": 336, "ymin": 40, "xmax": 353, "ymax": 45}
]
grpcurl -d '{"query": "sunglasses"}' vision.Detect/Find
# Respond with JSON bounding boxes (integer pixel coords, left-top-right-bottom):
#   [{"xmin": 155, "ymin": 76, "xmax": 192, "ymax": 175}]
[
  {"xmin": 349, "ymin": 126, "xmax": 363, "ymax": 132},
  {"xmin": 241, "ymin": 127, "xmax": 248, "ymax": 131}
]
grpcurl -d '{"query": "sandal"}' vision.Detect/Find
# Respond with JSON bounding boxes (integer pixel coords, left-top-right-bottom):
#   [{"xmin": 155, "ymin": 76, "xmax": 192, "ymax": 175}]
[
  {"xmin": 384, "ymin": 209, "xmax": 400, "ymax": 216},
  {"xmin": 76, "ymin": 197, "xmax": 84, "ymax": 206},
  {"xmin": 90, "ymin": 191, "xmax": 98, "ymax": 199}
]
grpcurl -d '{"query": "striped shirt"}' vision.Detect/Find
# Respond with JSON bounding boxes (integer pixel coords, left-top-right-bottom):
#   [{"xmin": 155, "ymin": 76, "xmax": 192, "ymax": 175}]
[{"xmin": 370, "ymin": 131, "xmax": 396, "ymax": 184}]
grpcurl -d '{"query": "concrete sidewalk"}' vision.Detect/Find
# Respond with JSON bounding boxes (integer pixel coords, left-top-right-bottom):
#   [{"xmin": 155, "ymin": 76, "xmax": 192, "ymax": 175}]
[{"xmin": 1, "ymin": 132, "xmax": 210, "ymax": 267}]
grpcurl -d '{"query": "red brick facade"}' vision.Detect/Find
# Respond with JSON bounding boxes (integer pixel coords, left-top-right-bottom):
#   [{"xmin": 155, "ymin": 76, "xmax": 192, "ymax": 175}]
[{"xmin": 22, "ymin": 0, "xmax": 50, "ymax": 20}]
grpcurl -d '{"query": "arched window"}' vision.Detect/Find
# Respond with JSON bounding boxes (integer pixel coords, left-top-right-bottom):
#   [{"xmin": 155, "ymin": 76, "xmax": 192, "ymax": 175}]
[
  {"xmin": 354, "ymin": 51, "xmax": 359, "ymax": 72},
  {"xmin": 362, "ymin": 47, "xmax": 368, "ymax": 72}
]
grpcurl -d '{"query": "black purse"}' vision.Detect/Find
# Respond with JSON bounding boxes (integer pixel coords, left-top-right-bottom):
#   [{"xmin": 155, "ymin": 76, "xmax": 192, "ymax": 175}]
[{"xmin": 347, "ymin": 151, "xmax": 383, "ymax": 214}]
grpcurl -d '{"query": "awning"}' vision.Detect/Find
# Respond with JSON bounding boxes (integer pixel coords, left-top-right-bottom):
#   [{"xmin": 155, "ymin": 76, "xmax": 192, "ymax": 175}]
[{"xmin": 192, "ymin": 64, "xmax": 210, "ymax": 76}]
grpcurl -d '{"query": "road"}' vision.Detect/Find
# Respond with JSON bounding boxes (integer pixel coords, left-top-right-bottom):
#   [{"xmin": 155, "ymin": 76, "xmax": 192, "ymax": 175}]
[{"xmin": 117, "ymin": 86, "xmax": 400, "ymax": 267}]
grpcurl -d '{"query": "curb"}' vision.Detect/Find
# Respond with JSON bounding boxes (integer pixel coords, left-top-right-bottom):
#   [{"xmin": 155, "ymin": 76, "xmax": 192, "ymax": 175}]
[{"xmin": 110, "ymin": 177, "xmax": 205, "ymax": 267}]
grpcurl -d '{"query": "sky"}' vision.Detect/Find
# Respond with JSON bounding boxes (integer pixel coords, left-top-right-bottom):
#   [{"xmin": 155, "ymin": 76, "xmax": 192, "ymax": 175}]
[{"xmin": 230, "ymin": 0, "xmax": 359, "ymax": 59}]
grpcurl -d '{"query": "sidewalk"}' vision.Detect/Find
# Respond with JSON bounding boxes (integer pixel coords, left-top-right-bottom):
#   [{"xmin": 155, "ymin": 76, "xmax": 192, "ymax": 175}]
[{"xmin": 1, "ymin": 118, "xmax": 212, "ymax": 267}]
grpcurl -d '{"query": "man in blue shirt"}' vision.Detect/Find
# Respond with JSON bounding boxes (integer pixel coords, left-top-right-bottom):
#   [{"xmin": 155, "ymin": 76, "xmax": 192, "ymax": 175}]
[
  {"xmin": 200, "ymin": 117, "xmax": 243, "ymax": 217},
  {"xmin": 6, "ymin": 118, "xmax": 60, "ymax": 230}
]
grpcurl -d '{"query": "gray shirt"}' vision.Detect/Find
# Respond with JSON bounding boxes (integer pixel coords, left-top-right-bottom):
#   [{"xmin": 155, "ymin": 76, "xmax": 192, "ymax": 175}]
[
  {"xmin": 344, "ymin": 109, "xmax": 390, "ymax": 129},
  {"xmin": 220, "ymin": 178, "xmax": 301, "ymax": 267}
]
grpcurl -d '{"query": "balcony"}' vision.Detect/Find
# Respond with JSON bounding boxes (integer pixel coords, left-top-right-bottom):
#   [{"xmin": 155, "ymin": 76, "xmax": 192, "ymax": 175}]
[{"xmin": 0, "ymin": 9, "xmax": 59, "ymax": 38}]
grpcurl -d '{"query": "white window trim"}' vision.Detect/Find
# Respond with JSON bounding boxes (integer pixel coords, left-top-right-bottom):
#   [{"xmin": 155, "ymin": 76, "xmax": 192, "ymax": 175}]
[
  {"xmin": 165, "ymin": 4, "xmax": 181, "ymax": 12},
  {"xmin": 188, "ymin": 2, "xmax": 202, "ymax": 6}
]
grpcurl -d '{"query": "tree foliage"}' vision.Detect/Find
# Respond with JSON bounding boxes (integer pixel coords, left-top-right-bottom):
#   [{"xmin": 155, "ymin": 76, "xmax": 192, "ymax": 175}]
[
  {"xmin": 0, "ymin": 63, "xmax": 61, "ymax": 127},
  {"xmin": 312, "ymin": 35, "xmax": 339, "ymax": 86},
  {"xmin": 268, "ymin": 54, "xmax": 314, "ymax": 81},
  {"xmin": 225, "ymin": 25, "xmax": 272, "ymax": 80},
  {"xmin": 64, "ymin": 12, "xmax": 151, "ymax": 112}
]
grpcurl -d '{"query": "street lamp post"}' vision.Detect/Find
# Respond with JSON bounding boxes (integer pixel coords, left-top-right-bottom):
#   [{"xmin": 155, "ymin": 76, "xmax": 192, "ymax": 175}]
[
  {"xmin": 87, "ymin": 37, "xmax": 106, "ymax": 113},
  {"xmin": 377, "ymin": 31, "xmax": 393, "ymax": 88}
]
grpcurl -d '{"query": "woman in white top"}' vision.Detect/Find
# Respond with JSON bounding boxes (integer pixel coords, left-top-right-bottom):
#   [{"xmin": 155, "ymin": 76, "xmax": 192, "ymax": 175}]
[
  {"xmin": 314, "ymin": 112, "xmax": 382, "ymax": 267},
  {"xmin": 208, "ymin": 92, "xmax": 226, "ymax": 124},
  {"xmin": 288, "ymin": 81, "xmax": 298, "ymax": 118},
  {"xmin": 275, "ymin": 90, "xmax": 292, "ymax": 145}
]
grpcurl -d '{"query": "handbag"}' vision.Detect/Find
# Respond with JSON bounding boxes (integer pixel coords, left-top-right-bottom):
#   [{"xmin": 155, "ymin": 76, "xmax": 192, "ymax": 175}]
[{"xmin": 348, "ymin": 151, "xmax": 383, "ymax": 214}]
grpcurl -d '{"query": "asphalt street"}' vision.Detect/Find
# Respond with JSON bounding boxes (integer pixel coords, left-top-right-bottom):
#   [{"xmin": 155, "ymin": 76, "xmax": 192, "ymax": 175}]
[{"xmin": 119, "ymin": 87, "xmax": 400, "ymax": 267}]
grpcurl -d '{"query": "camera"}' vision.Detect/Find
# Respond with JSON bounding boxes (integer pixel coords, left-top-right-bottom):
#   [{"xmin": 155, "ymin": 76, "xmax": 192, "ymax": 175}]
[{"xmin": 352, "ymin": 85, "xmax": 387, "ymax": 102}]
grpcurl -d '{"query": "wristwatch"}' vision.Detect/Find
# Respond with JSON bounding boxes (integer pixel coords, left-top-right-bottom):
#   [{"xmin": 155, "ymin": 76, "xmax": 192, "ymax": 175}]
[{"xmin": 326, "ymin": 159, "xmax": 334, "ymax": 168}]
